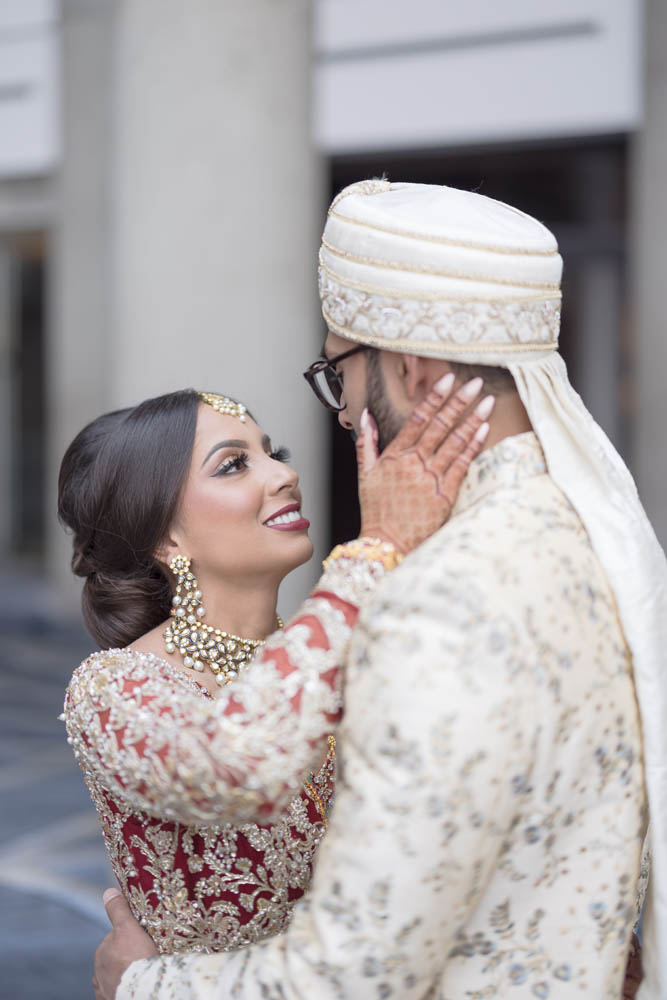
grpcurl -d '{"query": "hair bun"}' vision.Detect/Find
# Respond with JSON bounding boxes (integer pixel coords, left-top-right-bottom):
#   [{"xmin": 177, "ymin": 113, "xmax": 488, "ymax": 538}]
[
  {"xmin": 81, "ymin": 565, "xmax": 171, "ymax": 649},
  {"xmin": 71, "ymin": 544, "xmax": 97, "ymax": 579},
  {"xmin": 58, "ymin": 390, "xmax": 200, "ymax": 648}
]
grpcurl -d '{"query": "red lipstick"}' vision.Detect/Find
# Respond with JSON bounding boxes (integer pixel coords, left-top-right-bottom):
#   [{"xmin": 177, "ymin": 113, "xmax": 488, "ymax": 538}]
[{"xmin": 264, "ymin": 503, "xmax": 310, "ymax": 532}]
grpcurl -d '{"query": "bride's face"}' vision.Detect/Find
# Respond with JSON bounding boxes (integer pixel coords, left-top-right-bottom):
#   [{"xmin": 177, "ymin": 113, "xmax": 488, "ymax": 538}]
[{"xmin": 166, "ymin": 404, "xmax": 313, "ymax": 585}]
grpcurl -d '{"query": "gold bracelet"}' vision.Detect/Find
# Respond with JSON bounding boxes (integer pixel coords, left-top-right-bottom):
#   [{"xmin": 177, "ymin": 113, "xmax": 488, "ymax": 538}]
[{"xmin": 322, "ymin": 536, "xmax": 404, "ymax": 573}]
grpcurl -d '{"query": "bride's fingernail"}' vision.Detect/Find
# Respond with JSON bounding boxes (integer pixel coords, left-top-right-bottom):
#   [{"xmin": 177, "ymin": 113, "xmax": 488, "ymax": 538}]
[
  {"xmin": 475, "ymin": 395, "xmax": 495, "ymax": 420},
  {"xmin": 461, "ymin": 377, "xmax": 484, "ymax": 401},
  {"xmin": 434, "ymin": 372, "xmax": 455, "ymax": 396},
  {"xmin": 474, "ymin": 422, "xmax": 490, "ymax": 443},
  {"xmin": 360, "ymin": 408, "xmax": 369, "ymax": 430}
]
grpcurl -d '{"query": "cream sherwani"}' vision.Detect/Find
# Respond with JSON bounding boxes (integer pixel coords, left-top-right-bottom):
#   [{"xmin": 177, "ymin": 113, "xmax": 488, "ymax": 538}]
[{"xmin": 120, "ymin": 433, "xmax": 646, "ymax": 999}]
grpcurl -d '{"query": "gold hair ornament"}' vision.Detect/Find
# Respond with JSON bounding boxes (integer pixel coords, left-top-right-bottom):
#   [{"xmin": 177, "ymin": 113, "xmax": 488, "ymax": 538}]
[{"xmin": 198, "ymin": 392, "xmax": 247, "ymax": 422}]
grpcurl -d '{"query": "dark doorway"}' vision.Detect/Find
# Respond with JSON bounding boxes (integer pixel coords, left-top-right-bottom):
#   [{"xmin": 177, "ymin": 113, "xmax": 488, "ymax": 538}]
[{"xmin": 6, "ymin": 233, "xmax": 47, "ymax": 562}]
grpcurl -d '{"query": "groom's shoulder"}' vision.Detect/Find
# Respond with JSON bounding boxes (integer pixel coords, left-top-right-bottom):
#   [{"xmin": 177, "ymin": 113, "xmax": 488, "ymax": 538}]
[
  {"xmin": 390, "ymin": 470, "xmax": 593, "ymax": 601},
  {"xmin": 441, "ymin": 471, "xmax": 583, "ymax": 557}
]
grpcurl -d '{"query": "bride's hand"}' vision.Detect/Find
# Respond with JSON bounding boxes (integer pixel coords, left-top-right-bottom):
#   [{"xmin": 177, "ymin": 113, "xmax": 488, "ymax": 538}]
[{"xmin": 356, "ymin": 374, "xmax": 494, "ymax": 555}]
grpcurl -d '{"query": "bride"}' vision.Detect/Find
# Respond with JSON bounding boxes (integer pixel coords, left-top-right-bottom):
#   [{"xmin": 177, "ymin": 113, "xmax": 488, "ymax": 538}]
[{"xmin": 59, "ymin": 382, "xmax": 489, "ymax": 955}]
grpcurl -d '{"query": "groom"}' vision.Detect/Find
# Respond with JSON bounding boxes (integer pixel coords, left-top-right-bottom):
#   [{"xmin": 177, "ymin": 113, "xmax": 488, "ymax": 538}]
[{"xmin": 94, "ymin": 181, "xmax": 664, "ymax": 998}]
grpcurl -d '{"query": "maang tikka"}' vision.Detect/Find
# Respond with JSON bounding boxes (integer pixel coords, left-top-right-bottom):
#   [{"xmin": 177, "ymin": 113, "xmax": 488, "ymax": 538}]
[
  {"xmin": 163, "ymin": 555, "xmax": 282, "ymax": 687},
  {"xmin": 197, "ymin": 392, "xmax": 247, "ymax": 421}
]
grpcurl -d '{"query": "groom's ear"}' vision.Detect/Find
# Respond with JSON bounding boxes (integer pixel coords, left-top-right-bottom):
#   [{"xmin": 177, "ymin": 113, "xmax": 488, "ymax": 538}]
[
  {"xmin": 400, "ymin": 354, "xmax": 450, "ymax": 403},
  {"xmin": 393, "ymin": 353, "xmax": 425, "ymax": 402}
]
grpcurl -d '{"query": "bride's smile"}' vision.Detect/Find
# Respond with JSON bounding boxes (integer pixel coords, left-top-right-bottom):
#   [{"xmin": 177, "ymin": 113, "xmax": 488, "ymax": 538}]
[{"xmin": 263, "ymin": 503, "xmax": 311, "ymax": 532}]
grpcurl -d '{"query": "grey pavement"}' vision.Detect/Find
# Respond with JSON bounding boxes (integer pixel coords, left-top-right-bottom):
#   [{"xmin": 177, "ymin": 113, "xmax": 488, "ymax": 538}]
[{"xmin": 0, "ymin": 568, "xmax": 115, "ymax": 1000}]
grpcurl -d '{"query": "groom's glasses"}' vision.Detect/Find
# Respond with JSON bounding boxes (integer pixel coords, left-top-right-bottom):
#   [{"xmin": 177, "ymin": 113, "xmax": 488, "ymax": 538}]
[{"xmin": 303, "ymin": 345, "xmax": 369, "ymax": 412}]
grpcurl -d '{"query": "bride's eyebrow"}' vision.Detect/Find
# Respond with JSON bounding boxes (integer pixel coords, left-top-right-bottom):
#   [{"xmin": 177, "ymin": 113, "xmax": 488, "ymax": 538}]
[
  {"xmin": 201, "ymin": 439, "xmax": 247, "ymax": 467},
  {"xmin": 201, "ymin": 434, "xmax": 272, "ymax": 468}
]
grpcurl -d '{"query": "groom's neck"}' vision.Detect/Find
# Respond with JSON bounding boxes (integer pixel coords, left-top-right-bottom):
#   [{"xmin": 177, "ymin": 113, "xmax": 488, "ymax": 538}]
[{"xmin": 480, "ymin": 390, "xmax": 533, "ymax": 452}]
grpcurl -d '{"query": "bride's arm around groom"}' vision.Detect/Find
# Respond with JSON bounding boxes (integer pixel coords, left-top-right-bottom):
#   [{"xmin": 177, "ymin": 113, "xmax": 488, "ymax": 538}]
[{"xmin": 103, "ymin": 431, "xmax": 646, "ymax": 999}]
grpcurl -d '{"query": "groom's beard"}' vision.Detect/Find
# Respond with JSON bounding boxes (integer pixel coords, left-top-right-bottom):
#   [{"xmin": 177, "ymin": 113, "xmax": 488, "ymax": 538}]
[{"xmin": 365, "ymin": 350, "xmax": 405, "ymax": 454}]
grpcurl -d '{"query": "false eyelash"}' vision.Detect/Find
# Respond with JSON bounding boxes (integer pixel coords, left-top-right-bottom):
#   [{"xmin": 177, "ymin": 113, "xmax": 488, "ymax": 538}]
[
  {"xmin": 214, "ymin": 452, "xmax": 249, "ymax": 476},
  {"xmin": 270, "ymin": 446, "xmax": 291, "ymax": 463}
]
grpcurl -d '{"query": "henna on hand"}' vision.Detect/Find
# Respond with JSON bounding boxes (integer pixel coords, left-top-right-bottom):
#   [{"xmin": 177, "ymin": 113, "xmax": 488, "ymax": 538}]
[{"xmin": 357, "ymin": 376, "xmax": 493, "ymax": 554}]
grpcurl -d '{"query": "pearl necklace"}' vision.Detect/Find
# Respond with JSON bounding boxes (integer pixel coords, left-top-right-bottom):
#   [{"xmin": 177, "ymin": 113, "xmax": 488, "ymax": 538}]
[{"xmin": 164, "ymin": 556, "xmax": 282, "ymax": 687}]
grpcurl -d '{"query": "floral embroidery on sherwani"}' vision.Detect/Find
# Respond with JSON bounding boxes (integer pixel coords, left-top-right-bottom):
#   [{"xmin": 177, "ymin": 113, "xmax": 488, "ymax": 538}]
[
  {"xmin": 64, "ymin": 558, "xmax": 389, "ymax": 954},
  {"xmin": 119, "ymin": 432, "xmax": 647, "ymax": 998}
]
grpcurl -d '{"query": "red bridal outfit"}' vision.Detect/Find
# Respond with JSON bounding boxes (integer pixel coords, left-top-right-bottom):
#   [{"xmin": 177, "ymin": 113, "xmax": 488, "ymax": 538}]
[{"xmin": 63, "ymin": 550, "xmax": 391, "ymax": 954}]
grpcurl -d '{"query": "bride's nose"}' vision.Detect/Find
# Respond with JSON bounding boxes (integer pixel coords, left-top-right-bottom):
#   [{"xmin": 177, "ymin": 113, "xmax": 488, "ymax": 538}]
[{"xmin": 267, "ymin": 460, "xmax": 299, "ymax": 495}]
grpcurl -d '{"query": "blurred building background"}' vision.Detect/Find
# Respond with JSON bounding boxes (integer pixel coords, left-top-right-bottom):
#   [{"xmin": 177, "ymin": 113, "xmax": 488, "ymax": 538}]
[
  {"xmin": 1, "ymin": 0, "xmax": 666, "ymax": 605},
  {"xmin": 0, "ymin": 1, "xmax": 666, "ymax": 995}
]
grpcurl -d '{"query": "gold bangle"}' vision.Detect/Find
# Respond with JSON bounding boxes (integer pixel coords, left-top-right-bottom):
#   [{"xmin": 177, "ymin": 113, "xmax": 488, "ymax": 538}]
[{"xmin": 322, "ymin": 536, "xmax": 404, "ymax": 573}]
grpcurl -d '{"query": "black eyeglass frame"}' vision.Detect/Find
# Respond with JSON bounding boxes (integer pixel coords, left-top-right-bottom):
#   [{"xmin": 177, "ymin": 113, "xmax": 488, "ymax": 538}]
[{"xmin": 302, "ymin": 344, "xmax": 370, "ymax": 412}]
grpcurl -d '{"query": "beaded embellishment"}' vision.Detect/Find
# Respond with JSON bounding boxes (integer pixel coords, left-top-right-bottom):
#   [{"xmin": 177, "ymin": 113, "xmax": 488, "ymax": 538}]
[
  {"xmin": 198, "ymin": 392, "xmax": 247, "ymax": 422},
  {"xmin": 164, "ymin": 555, "xmax": 282, "ymax": 687}
]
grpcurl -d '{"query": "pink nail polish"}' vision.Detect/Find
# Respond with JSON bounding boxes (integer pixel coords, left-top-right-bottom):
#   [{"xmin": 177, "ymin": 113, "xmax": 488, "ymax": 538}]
[
  {"xmin": 360, "ymin": 408, "xmax": 369, "ymax": 430},
  {"xmin": 461, "ymin": 377, "xmax": 484, "ymax": 401},
  {"xmin": 475, "ymin": 395, "xmax": 495, "ymax": 420},
  {"xmin": 434, "ymin": 372, "xmax": 455, "ymax": 396},
  {"xmin": 474, "ymin": 422, "xmax": 490, "ymax": 442}
]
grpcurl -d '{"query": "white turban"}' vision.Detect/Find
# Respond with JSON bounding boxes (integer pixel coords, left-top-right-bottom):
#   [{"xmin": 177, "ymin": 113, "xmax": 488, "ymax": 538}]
[{"xmin": 320, "ymin": 179, "xmax": 667, "ymax": 999}]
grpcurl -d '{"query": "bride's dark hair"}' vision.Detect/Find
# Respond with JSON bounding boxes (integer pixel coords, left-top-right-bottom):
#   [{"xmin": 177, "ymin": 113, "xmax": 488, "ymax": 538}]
[{"xmin": 58, "ymin": 389, "xmax": 202, "ymax": 648}]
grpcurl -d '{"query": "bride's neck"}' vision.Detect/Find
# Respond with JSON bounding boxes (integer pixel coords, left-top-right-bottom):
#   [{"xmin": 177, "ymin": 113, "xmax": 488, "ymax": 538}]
[{"xmin": 194, "ymin": 573, "xmax": 281, "ymax": 639}]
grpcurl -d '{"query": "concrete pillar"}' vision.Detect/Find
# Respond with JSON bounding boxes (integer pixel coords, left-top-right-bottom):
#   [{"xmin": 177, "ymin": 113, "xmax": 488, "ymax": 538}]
[
  {"xmin": 51, "ymin": 0, "xmax": 325, "ymax": 616},
  {"xmin": 109, "ymin": 0, "xmax": 324, "ymax": 614},
  {"xmin": 48, "ymin": 0, "xmax": 114, "ymax": 605},
  {"xmin": 632, "ymin": 0, "xmax": 667, "ymax": 548}
]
